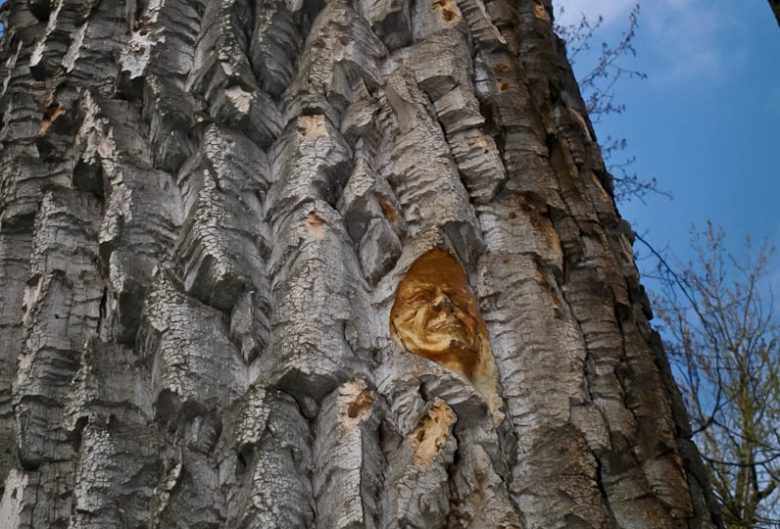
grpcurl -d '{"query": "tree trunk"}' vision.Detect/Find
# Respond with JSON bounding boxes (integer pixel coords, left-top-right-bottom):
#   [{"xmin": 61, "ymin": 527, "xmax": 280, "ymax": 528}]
[{"xmin": 0, "ymin": 0, "xmax": 721, "ymax": 528}]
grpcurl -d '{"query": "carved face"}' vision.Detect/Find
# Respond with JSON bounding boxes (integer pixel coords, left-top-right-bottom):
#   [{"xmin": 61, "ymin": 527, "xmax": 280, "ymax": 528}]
[{"xmin": 390, "ymin": 249, "xmax": 487, "ymax": 376}]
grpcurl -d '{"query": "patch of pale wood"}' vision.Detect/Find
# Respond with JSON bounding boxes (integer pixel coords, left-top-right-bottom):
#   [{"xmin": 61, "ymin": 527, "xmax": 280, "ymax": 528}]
[
  {"xmin": 297, "ymin": 115, "xmax": 326, "ymax": 137},
  {"xmin": 410, "ymin": 399, "xmax": 454, "ymax": 467},
  {"xmin": 337, "ymin": 381, "xmax": 374, "ymax": 432}
]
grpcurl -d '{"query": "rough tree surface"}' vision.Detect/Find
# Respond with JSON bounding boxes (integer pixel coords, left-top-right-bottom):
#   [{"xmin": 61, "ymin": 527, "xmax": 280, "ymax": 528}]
[{"xmin": 0, "ymin": 0, "xmax": 721, "ymax": 528}]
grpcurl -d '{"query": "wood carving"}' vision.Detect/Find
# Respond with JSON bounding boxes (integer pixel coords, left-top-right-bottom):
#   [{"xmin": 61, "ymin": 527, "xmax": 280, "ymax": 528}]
[
  {"xmin": 391, "ymin": 249, "xmax": 487, "ymax": 378},
  {"xmin": 391, "ymin": 249, "xmax": 502, "ymax": 417}
]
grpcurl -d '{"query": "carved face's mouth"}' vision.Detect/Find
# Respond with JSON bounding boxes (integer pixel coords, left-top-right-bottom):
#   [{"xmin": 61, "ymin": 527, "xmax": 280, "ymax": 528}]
[
  {"xmin": 428, "ymin": 317, "xmax": 463, "ymax": 333},
  {"xmin": 423, "ymin": 314, "xmax": 476, "ymax": 349}
]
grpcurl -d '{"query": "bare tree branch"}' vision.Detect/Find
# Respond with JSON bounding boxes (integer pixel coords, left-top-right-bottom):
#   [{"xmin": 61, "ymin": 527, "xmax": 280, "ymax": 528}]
[{"xmin": 645, "ymin": 224, "xmax": 780, "ymax": 527}]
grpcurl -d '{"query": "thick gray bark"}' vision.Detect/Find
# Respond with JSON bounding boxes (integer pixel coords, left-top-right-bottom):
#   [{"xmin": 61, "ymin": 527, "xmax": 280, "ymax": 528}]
[{"xmin": 0, "ymin": 0, "xmax": 720, "ymax": 528}]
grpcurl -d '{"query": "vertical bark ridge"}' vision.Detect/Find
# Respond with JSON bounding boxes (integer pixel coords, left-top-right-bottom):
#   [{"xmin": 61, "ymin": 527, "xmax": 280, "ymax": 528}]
[
  {"xmin": 0, "ymin": 1, "xmax": 721, "ymax": 528},
  {"xmin": 0, "ymin": 0, "xmax": 55, "ymax": 489}
]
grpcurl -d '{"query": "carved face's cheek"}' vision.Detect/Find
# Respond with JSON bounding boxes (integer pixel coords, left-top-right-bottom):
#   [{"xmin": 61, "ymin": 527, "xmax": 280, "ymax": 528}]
[
  {"xmin": 393, "ymin": 297, "xmax": 428, "ymax": 335},
  {"xmin": 449, "ymin": 312, "xmax": 478, "ymax": 346}
]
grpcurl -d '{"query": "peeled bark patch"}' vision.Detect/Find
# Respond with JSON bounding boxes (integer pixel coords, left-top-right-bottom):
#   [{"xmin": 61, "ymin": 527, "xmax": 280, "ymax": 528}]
[
  {"xmin": 410, "ymin": 399, "xmax": 455, "ymax": 467},
  {"xmin": 304, "ymin": 212, "xmax": 327, "ymax": 238},
  {"xmin": 431, "ymin": 0, "xmax": 462, "ymax": 23},
  {"xmin": 297, "ymin": 115, "xmax": 327, "ymax": 137},
  {"xmin": 338, "ymin": 380, "xmax": 375, "ymax": 432}
]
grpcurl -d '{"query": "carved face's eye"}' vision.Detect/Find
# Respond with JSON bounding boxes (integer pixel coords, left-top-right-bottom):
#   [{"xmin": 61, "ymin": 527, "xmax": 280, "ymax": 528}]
[{"xmin": 408, "ymin": 290, "xmax": 433, "ymax": 305}]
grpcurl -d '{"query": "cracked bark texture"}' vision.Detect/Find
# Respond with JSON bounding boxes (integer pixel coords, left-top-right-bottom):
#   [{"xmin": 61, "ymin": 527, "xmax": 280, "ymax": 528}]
[{"xmin": 0, "ymin": 0, "xmax": 722, "ymax": 528}]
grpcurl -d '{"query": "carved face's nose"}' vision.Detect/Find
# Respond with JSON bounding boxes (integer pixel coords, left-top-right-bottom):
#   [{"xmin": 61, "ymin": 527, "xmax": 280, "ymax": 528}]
[{"xmin": 432, "ymin": 292, "xmax": 453, "ymax": 312}]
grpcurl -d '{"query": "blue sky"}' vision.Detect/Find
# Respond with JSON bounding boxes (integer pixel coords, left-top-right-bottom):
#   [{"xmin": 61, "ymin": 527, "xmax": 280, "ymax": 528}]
[{"xmin": 558, "ymin": 0, "xmax": 780, "ymax": 298}]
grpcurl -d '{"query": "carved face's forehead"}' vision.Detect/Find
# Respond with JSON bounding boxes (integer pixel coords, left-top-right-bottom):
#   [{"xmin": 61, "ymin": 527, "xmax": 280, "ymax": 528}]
[{"xmin": 394, "ymin": 249, "xmax": 470, "ymax": 300}]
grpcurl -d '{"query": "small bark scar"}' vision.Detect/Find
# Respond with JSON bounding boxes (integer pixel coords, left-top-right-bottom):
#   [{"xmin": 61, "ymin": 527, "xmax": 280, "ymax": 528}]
[
  {"xmin": 297, "ymin": 115, "xmax": 326, "ymax": 137},
  {"xmin": 304, "ymin": 213, "xmax": 326, "ymax": 238},
  {"xmin": 376, "ymin": 194, "xmax": 398, "ymax": 223},
  {"xmin": 37, "ymin": 104, "xmax": 66, "ymax": 136},
  {"xmin": 534, "ymin": 3, "xmax": 551, "ymax": 22},
  {"xmin": 431, "ymin": 0, "xmax": 462, "ymax": 23},
  {"xmin": 337, "ymin": 381, "xmax": 374, "ymax": 432}
]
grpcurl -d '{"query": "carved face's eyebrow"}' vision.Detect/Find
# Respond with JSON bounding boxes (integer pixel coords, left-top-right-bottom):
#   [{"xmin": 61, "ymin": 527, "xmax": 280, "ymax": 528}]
[{"xmin": 399, "ymin": 286, "xmax": 431, "ymax": 301}]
